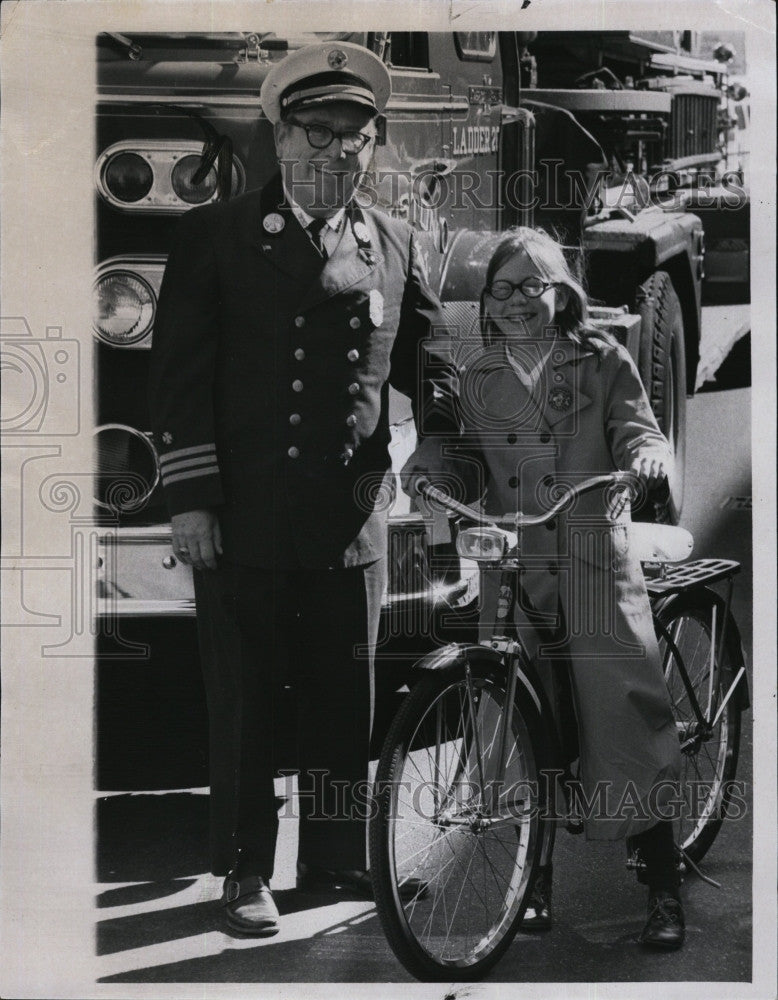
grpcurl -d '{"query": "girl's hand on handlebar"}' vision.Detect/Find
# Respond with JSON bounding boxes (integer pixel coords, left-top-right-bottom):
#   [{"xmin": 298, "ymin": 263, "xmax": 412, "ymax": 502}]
[
  {"xmin": 399, "ymin": 470, "xmax": 429, "ymax": 500},
  {"xmin": 630, "ymin": 453, "xmax": 670, "ymax": 501}
]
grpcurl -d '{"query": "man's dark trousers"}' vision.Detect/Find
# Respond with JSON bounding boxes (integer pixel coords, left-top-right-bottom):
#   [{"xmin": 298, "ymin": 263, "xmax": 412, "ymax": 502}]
[{"xmin": 194, "ymin": 556, "xmax": 385, "ymax": 879}]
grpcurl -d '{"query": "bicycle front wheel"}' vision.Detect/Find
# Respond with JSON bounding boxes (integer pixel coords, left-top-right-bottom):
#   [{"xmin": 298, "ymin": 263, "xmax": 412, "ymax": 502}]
[
  {"xmin": 656, "ymin": 591, "xmax": 743, "ymax": 865},
  {"xmin": 370, "ymin": 655, "xmax": 548, "ymax": 981}
]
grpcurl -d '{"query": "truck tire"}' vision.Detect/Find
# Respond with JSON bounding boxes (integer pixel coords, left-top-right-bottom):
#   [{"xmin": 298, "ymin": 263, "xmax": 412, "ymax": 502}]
[{"xmin": 636, "ymin": 271, "xmax": 686, "ymax": 523}]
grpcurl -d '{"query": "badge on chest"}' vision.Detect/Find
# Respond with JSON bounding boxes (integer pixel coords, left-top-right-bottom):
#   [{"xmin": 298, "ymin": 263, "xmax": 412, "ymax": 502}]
[{"xmin": 369, "ymin": 289, "xmax": 384, "ymax": 327}]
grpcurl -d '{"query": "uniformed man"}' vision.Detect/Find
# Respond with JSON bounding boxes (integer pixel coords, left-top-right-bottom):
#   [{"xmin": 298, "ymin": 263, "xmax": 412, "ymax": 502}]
[{"xmin": 148, "ymin": 41, "xmax": 450, "ymax": 935}]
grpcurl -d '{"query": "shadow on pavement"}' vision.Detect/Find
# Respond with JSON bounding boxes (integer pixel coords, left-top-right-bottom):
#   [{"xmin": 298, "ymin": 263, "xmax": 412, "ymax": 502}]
[{"xmin": 97, "ymin": 792, "xmax": 210, "ymax": 883}]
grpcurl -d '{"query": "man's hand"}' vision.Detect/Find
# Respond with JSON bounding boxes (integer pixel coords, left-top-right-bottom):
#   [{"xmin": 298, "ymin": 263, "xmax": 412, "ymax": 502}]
[{"xmin": 171, "ymin": 509, "xmax": 223, "ymax": 571}]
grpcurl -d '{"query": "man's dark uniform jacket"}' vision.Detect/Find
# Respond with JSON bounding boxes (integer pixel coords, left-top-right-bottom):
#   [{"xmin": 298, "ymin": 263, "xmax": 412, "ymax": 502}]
[
  {"xmin": 149, "ymin": 173, "xmax": 449, "ymax": 567},
  {"xmin": 148, "ymin": 173, "xmax": 453, "ymax": 876}
]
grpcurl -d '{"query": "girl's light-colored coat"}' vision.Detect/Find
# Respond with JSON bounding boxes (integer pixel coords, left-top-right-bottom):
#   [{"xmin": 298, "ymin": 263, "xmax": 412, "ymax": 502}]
[{"xmin": 405, "ymin": 335, "xmax": 683, "ymax": 839}]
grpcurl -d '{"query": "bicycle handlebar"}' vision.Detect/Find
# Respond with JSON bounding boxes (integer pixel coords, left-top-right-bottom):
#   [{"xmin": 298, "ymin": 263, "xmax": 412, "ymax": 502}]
[{"xmin": 415, "ymin": 471, "xmax": 639, "ymax": 529}]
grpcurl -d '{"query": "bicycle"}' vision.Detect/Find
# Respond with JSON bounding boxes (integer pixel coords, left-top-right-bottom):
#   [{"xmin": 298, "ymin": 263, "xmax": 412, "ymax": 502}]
[{"xmin": 368, "ymin": 472, "xmax": 749, "ymax": 981}]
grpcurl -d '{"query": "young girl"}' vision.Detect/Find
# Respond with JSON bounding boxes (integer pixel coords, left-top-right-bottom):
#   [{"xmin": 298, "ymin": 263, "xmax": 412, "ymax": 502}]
[{"xmin": 403, "ymin": 227, "xmax": 686, "ymax": 949}]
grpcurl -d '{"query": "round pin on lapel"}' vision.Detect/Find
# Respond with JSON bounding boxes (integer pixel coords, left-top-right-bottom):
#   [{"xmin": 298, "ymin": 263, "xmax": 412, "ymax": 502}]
[
  {"xmin": 548, "ymin": 388, "xmax": 573, "ymax": 411},
  {"xmin": 263, "ymin": 213, "xmax": 285, "ymax": 234}
]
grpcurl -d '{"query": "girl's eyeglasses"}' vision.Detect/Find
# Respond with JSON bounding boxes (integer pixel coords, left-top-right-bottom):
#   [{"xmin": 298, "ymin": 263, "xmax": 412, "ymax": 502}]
[
  {"xmin": 485, "ymin": 277, "xmax": 557, "ymax": 300},
  {"xmin": 287, "ymin": 120, "xmax": 374, "ymax": 155}
]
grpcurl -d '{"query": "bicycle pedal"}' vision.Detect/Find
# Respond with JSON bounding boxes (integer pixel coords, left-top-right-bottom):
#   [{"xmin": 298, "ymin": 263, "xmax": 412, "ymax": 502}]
[{"xmin": 626, "ymin": 848, "xmax": 649, "ymax": 884}]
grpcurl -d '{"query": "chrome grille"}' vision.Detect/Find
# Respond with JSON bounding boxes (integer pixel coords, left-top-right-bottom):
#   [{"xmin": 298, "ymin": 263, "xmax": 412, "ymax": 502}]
[{"xmin": 668, "ymin": 92, "xmax": 719, "ymax": 161}]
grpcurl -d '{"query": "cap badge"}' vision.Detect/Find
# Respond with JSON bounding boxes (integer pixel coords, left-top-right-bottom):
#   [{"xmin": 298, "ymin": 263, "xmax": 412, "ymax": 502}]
[
  {"xmin": 369, "ymin": 289, "xmax": 384, "ymax": 326},
  {"xmin": 548, "ymin": 388, "xmax": 573, "ymax": 411},
  {"xmin": 328, "ymin": 49, "xmax": 348, "ymax": 70},
  {"xmin": 263, "ymin": 212, "xmax": 285, "ymax": 234}
]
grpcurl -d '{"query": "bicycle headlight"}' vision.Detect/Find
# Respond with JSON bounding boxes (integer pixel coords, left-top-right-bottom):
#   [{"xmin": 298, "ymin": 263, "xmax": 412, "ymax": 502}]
[
  {"xmin": 456, "ymin": 526, "xmax": 513, "ymax": 562},
  {"xmin": 93, "ymin": 271, "xmax": 156, "ymax": 346}
]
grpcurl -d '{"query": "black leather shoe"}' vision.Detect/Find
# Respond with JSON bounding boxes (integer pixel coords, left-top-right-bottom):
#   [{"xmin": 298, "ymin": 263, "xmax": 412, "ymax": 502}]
[
  {"xmin": 296, "ymin": 864, "xmax": 373, "ymax": 897},
  {"xmin": 222, "ymin": 875, "xmax": 280, "ymax": 936},
  {"xmin": 639, "ymin": 891, "xmax": 685, "ymax": 950},
  {"xmin": 296, "ymin": 863, "xmax": 427, "ymax": 901},
  {"xmin": 522, "ymin": 864, "xmax": 552, "ymax": 931}
]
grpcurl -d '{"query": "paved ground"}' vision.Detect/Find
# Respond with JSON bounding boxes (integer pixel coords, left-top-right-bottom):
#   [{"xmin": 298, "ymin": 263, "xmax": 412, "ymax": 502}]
[{"xmin": 95, "ymin": 310, "xmax": 755, "ymax": 986}]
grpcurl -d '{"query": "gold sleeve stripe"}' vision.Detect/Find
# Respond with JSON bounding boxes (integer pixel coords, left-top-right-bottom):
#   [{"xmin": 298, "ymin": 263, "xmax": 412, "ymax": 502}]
[
  {"xmin": 161, "ymin": 455, "xmax": 220, "ymax": 476},
  {"xmin": 163, "ymin": 467, "xmax": 220, "ymax": 487},
  {"xmin": 159, "ymin": 443, "xmax": 217, "ymax": 465}
]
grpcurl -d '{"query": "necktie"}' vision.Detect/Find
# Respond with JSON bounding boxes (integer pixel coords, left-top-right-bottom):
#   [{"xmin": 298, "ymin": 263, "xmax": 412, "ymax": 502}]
[{"xmin": 307, "ymin": 218, "xmax": 329, "ymax": 258}]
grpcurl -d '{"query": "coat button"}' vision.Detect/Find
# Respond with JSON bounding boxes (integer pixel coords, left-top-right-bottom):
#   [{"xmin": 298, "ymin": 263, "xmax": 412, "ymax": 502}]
[
  {"xmin": 347, "ymin": 348, "xmax": 360, "ymax": 362},
  {"xmin": 294, "ymin": 348, "xmax": 305, "ymax": 361},
  {"xmin": 292, "ymin": 379, "xmax": 304, "ymax": 392},
  {"xmin": 348, "ymin": 382, "xmax": 360, "ymax": 395},
  {"xmin": 288, "ymin": 446, "xmax": 300, "ymax": 459},
  {"xmin": 345, "ymin": 414, "xmax": 357, "ymax": 427},
  {"xmin": 294, "ymin": 316, "xmax": 305, "ymax": 328},
  {"xmin": 553, "ymin": 373, "xmax": 564, "ymax": 383},
  {"xmin": 540, "ymin": 432, "xmax": 551, "ymax": 444},
  {"xmin": 349, "ymin": 316, "xmax": 361, "ymax": 329},
  {"xmin": 342, "ymin": 446, "xmax": 355, "ymax": 462},
  {"xmin": 508, "ymin": 476, "xmax": 519, "ymax": 489},
  {"xmin": 289, "ymin": 413, "xmax": 302, "ymax": 426},
  {"xmin": 546, "ymin": 519, "xmax": 556, "ymax": 531},
  {"xmin": 543, "ymin": 474, "xmax": 554, "ymax": 487},
  {"xmin": 507, "ymin": 433, "xmax": 517, "ymax": 444},
  {"xmin": 547, "ymin": 562, "xmax": 558, "ymax": 575}
]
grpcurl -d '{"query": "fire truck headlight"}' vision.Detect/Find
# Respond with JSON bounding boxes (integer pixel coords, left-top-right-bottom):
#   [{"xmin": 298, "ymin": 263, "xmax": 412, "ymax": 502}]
[
  {"xmin": 94, "ymin": 424, "xmax": 160, "ymax": 513},
  {"xmin": 103, "ymin": 152, "xmax": 154, "ymax": 203},
  {"xmin": 93, "ymin": 271, "xmax": 155, "ymax": 346},
  {"xmin": 171, "ymin": 154, "xmax": 219, "ymax": 204}
]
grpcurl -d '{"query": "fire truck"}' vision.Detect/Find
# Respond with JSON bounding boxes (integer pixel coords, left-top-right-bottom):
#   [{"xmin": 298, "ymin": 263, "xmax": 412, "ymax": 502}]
[{"xmin": 94, "ymin": 30, "xmax": 747, "ymax": 785}]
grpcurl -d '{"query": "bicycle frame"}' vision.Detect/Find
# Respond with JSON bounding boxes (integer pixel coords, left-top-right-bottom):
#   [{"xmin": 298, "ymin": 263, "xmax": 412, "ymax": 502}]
[{"xmin": 412, "ymin": 472, "xmax": 749, "ymax": 823}]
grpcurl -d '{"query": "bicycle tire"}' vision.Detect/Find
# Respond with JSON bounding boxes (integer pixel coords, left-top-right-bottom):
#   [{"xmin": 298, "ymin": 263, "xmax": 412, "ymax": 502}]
[
  {"xmin": 369, "ymin": 655, "xmax": 550, "ymax": 981},
  {"xmin": 655, "ymin": 590, "xmax": 743, "ymax": 865}
]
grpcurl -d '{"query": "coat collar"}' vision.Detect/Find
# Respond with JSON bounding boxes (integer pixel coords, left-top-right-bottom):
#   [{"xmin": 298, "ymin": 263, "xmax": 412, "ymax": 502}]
[
  {"xmin": 251, "ymin": 173, "xmax": 384, "ymax": 311},
  {"xmin": 461, "ymin": 336, "xmax": 594, "ymax": 432}
]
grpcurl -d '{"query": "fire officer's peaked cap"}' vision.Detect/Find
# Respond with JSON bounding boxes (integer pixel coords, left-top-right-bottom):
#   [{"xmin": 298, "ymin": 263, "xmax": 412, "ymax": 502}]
[{"xmin": 260, "ymin": 41, "xmax": 391, "ymax": 124}]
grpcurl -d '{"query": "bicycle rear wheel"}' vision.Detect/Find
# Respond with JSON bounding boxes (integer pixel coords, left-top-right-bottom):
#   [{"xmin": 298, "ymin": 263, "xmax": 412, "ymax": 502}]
[
  {"xmin": 655, "ymin": 591, "xmax": 743, "ymax": 865},
  {"xmin": 369, "ymin": 655, "xmax": 548, "ymax": 981}
]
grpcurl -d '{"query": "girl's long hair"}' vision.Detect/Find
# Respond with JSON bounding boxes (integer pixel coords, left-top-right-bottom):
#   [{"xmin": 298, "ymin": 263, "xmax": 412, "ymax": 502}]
[{"xmin": 479, "ymin": 226, "xmax": 615, "ymax": 355}]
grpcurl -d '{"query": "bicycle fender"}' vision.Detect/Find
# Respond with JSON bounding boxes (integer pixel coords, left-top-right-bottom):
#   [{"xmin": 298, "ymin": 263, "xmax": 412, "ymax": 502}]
[{"xmin": 412, "ymin": 643, "xmax": 546, "ymax": 717}]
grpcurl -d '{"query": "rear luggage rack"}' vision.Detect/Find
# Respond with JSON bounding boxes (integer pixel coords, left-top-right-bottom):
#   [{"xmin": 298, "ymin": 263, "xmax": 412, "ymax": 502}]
[{"xmin": 644, "ymin": 558, "xmax": 741, "ymax": 595}]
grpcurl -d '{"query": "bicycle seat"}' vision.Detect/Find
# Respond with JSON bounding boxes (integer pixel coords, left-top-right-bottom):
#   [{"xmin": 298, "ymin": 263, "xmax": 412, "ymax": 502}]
[{"xmin": 629, "ymin": 522, "xmax": 694, "ymax": 564}]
